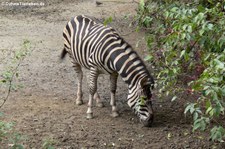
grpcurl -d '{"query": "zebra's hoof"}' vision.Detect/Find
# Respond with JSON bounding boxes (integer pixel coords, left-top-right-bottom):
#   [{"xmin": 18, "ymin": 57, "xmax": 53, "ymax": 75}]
[
  {"xmin": 111, "ymin": 112, "xmax": 119, "ymax": 118},
  {"xmin": 87, "ymin": 113, "xmax": 93, "ymax": 119},
  {"xmin": 97, "ymin": 102, "xmax": 104, "ymax": 108},
  {"xmin": 76, "ymin": 100, "xmax": 83, "ymax": 105}
]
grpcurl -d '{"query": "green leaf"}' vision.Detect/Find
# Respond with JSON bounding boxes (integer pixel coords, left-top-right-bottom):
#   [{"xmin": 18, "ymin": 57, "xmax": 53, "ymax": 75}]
[
  {"xmin": 199, "ymin": 29, "xmax": 205, "ymax": 36},
  {"xmin": 193, "ymin": 120, "xmax": 202, "ymax": 131},
  {"xmin": 205, "ymin": 89, "xmax": 212, "ymax": 96},
  {"xmin": 182, "ymin": 24, "xmax": 188, "ymax": 31},
  {"xmin": 180, "ymin": 50, "xmax": 186, "ymax": 58},
  {"xmin": 210, "ymin": 126, "xmax": 225, "ymax": 142},
  {"xmin": 192, "ymin": 82, "xmax": 202, "ymax": 91},
  {"xmin": 164, "ymin": 11, "xmax": 169, "ymax": 18},
  {"xmin": 190, "ymin": 106, "xmax": 195, "ymax": 114},
  {"xmin": 171, "ymin": 96, "xmax": 177, "ymax": 102},
  {"xmin": 184, "ymin": 103, "xmax": 196, "ymax": 114},
  {"xmin": 212, "ymin": 92, "xmax": 218, "ymax": 101},
  {"xmin": 205, "ymin": 99, "xmax": 211, "ymax": 109},
  {"xmin": 187, "ymin": 25, "xmax": 192, "ymax": 33},
  {"xmin": 181, "ymin": 33, "xmax": 186, "ymax": 39},
  {"xmin": 12, "ymin": 144, "xmax": 24, "ymax": 149},
  {"xmin": 206, "ymin": 106, "xmax": 213, "ymax": 115},
  {"xmin": 193, "ymin": 112, "xmax": 198, "ymax": 121},
  {"xmin": 171, "ymin": 7, "xmax": 179, "ymax": 13},
  {"xmin": 139, "ymin": 0, "xmax": 145, "ymax": 11},
  {"xmin": 214, "ymin": 59, "xmax": 224, "ymax": 69},
  {"xmin": 103, "ymin": 16, "xmax": 113, "ymax": 26},
  {"xmin": 144, "ymin": 55, "xmax": 153, "ymax": 62},
  {"xmin": 0, "ymin": 79, "xmax": 7, "ymax": 83},
  {"xmin": 207, "ymin": 23, "xmax": 213, "ymax": 30},
  {"xmin": 198, "ymin": 12, "xmax": 205, "ymax": 20},
  {"xmin": 193, "ymin": 117, "xmax": 207, "ymax": 131},
  {"xmin": 222, "ymin": 87, "xmax": 225, "ymax": 96},
  {"xmin": 143, "ymin": 16, "xmax": 153, "ymax": 27}
]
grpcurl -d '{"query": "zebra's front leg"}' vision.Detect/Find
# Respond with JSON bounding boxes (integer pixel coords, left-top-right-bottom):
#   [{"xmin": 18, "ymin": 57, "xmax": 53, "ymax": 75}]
[
  {"xmin": 87, "ymin": 68, "xmax": 99, "ymax": 119},
  {"xmin": 110, "ymin": 74, "xmax": 119, "ymax": 117},
  {"xmin": 73, "ymin": 63, "xmax": 83, "ymax": 105}
]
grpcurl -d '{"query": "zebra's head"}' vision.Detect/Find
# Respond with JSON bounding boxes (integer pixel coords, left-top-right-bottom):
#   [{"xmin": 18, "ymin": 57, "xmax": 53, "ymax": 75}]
[{"xmin": 128, "ymin": 78, "xmax": 154, "ymax": 127}]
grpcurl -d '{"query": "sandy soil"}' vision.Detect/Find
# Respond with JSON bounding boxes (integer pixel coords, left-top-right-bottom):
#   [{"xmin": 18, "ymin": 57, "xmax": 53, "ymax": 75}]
[{"xmin": 0, "ymin": 0, "xmax": 224, "ymax": 148}]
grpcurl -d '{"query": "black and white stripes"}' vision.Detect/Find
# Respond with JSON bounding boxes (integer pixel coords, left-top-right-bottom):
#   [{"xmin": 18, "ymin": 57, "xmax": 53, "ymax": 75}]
[{"xmin": 61, "ymin": 15, "xmax": 154, "ymax": 126}]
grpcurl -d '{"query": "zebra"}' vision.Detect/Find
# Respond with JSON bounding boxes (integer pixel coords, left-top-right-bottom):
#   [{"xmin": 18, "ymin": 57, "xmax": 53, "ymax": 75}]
[{"xmin": 61, "ymin": 15, "xmax": 154, "ymax": 126}]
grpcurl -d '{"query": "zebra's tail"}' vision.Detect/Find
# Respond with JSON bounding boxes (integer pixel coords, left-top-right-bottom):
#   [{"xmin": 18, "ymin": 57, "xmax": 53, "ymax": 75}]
[{"xmin": 60, "ymin": 48, "xmax": 68, "ymax": 60}]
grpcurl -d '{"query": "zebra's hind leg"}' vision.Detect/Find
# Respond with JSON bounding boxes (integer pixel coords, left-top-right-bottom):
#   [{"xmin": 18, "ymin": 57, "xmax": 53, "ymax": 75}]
[
  {"xmin": 73, "ymin": 63, "xmax": 83, "ymax": 105},
  {"xmin": 87, "ymin": 67, "xmax": 99, "ymax": 119},
  {"xmin": 94, "ymin": 92, "xmax": 104, "ymax": 107},
  {"xmin": 110, "ymin": 74, "xmax": 119, "ymax": 117}
]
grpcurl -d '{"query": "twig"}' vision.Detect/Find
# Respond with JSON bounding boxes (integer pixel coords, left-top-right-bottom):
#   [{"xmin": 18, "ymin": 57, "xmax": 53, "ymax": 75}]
[
  {"xmin": 0, "ymin": 56, "xmax": 25, "ymax": 108},
  {"xmin": 80, "ymin": 125, "xmax": 87, "ymax": 132}
]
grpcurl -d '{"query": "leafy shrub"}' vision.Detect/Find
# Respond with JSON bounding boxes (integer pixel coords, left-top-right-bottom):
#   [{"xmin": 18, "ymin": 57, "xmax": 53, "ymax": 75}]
[
  {"xmin": 0, "ymin": 113, "xmax": 25, "ymax": 149},
  {"xmin": 0, "ymin": 40, "xmax": 31, "ymax": 107},
  {"xmin": 42, "ymin": 137, "xmax": 56, "ymax": 149},
  {"xmin": 0, "ymin": 40, "xmax": 31, "ymax": 148},
  {"xmin": 137, "ymin": 0, "xmax": 225, "ymax": 142}
]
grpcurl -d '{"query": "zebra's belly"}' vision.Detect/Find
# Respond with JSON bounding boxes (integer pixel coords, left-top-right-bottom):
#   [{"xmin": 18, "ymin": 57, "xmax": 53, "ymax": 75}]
[{"xmin": 72, "ymin": 56, "xmax": 113, "ymax": 74}]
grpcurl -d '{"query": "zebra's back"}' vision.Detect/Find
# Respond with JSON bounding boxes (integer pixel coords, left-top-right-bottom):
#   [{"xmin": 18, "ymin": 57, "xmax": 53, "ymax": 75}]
[
  {"xmin": 63, "ymin": 15, "xmax": 121, "ymax": 74},
  {"xmin": 63, "ymin": 15, "xmax": 152, "ymax": 84}
]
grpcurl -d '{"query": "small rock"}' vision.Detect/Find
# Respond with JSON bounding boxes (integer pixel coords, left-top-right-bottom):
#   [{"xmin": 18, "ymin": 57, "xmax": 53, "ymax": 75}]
[{"xmin": 33, "ymin": 119, "xmax": 38, "ymax": 122}]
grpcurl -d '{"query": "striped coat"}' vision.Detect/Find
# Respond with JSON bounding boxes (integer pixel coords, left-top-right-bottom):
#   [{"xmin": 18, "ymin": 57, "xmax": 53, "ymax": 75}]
[{"xmin": 61, "ymin": 15, "xmax": 154, "ymax": 126}]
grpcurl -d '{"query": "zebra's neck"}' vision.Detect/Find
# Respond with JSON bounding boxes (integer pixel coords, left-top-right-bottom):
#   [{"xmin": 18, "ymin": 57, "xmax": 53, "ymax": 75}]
[
  {"xmin": 126, "ymin": 75, "xmax": 151, "ymax": 108},
  {"xmin": 108, "ymin": 42, "xmax": 152, "ymax": 88}
]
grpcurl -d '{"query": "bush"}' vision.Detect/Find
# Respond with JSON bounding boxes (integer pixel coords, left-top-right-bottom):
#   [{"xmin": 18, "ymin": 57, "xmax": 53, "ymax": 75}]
[
  {"xmin": 0, "ymin": 112, "xmax": 25, "ymax": 149},
  {"xmin": 137, "ymin": 0, "xmax": 225, "ymax": 142},
  {"xmin": 0, "ymin": 40, "xmax": 31, "ymax": 148},
  {"xmin": 0, "ymin": 40, "xmax": 31, "ymax": 107}
]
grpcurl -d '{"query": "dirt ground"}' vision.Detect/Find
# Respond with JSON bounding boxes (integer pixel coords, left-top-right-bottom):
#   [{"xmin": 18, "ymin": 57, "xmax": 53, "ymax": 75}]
[{"xmin": 0, "ymin": 0, "xmax": 224, "ymax": 148}]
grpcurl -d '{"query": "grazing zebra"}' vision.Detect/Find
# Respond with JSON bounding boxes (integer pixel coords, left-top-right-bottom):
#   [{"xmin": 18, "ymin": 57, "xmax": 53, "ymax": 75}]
[{"xmin": 61, "ymin": 15, "xmax": 154, "ymax": 126}]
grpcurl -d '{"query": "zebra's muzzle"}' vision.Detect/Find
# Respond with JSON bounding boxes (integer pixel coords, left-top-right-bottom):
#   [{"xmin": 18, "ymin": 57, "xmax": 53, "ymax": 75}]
[
  {"xmin": 140, "ymin": 113, "xmax": 154, "ymax": 127},
  {"xmin": 140, "ymin": 100, "xmax": 154, "ymax": 127}
]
